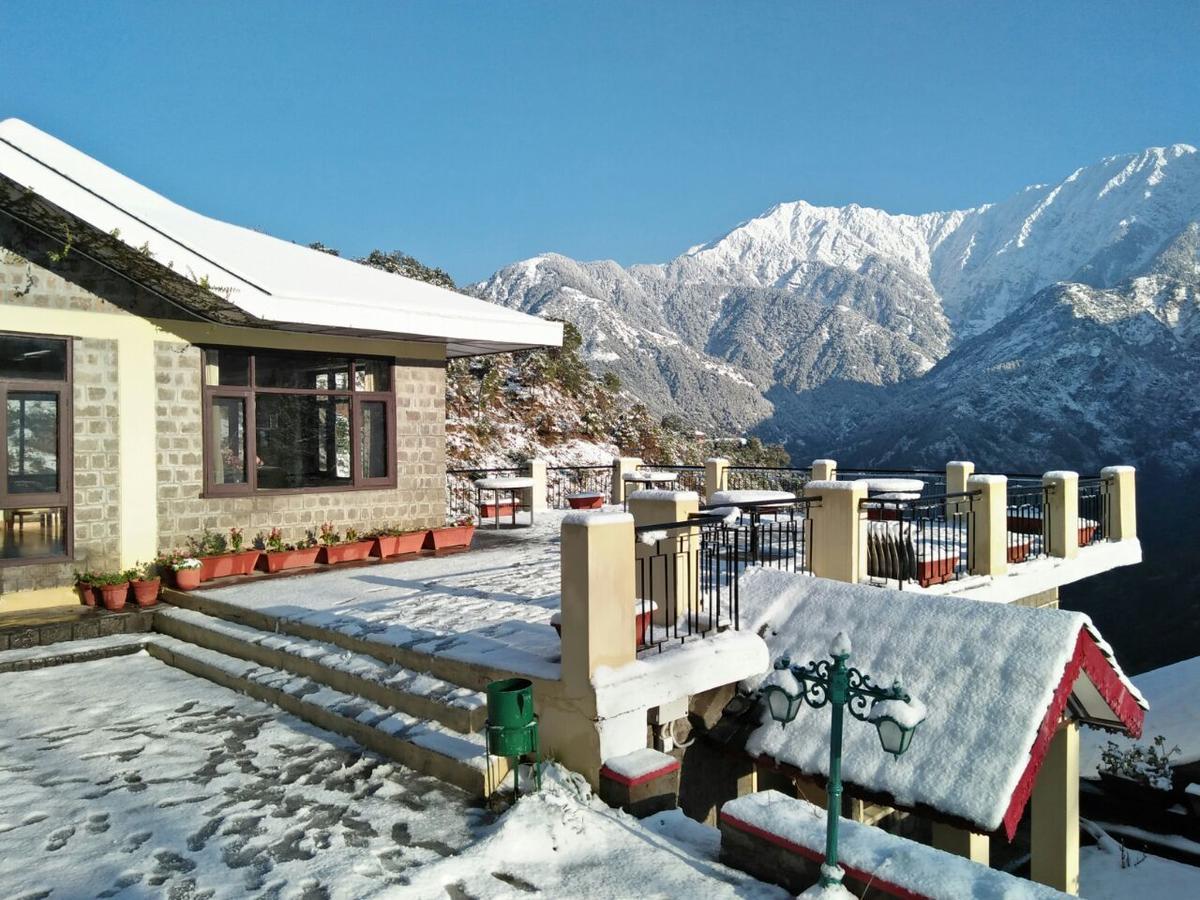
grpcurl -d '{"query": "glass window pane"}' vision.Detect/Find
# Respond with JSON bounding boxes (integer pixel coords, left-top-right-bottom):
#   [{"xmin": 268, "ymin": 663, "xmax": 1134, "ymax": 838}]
[
  {"xmin": 203, "ymin": 347, "xmax": 250, "ymax": 386},
  {"xmin": 210, "ymin": 397, "xmax": 247, "ymax": 485},
  {"xmin": 255, "ymin": 351, "xmax": 349, "ymax": 390},
  {"xmin": 7, "ymin": 391, "xmax": 59, "ymax": 494},
  {"xmin": 354, "ymin": 359, "xmax": 392, "ymax": 392},
  {"xmin": 360, "ymin": 401, "xmax": 388, "ymax": 479},
  {"xmin": 255, "ymin": 394, "xmax": 351, "ymax": 489},
  {"xmin": 0, "ymin": 335, "xmax": 67, "ymax": 381},
  {"xmin": 1, "ymin": 507, "xmax": 67, "ymax": 559}
]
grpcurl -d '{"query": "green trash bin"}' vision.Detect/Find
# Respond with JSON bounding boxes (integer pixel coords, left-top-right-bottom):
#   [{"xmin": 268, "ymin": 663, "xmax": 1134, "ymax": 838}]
[{"xmin": 486, "ymin": 677, "xmax": 535, "ymax": 728}]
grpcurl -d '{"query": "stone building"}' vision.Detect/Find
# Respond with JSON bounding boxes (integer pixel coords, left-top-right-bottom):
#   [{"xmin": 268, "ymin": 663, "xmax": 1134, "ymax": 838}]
[{"xmin": 0, "ymin": 118, "xmax": 560, "ymax": 612}]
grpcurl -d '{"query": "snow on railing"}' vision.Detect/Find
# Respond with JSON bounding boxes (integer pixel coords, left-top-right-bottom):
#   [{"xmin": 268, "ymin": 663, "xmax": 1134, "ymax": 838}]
[
  {"xmin": 723, "ymin": 465, "xmax": 812, "ymax": 495},
  {"xmin": 1006, "ymin": 482, "xmax": 1051, "ymax": 564}
]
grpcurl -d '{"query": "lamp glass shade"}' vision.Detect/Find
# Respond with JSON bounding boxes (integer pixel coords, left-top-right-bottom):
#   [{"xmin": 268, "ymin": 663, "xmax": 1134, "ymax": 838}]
[
  {"xmin": 874, "ymin": 717, "xmax": 914, "ymax": 757},
  {"xmin": 764, "ymin": 685, "xmax": 800, "ymax": 725}
]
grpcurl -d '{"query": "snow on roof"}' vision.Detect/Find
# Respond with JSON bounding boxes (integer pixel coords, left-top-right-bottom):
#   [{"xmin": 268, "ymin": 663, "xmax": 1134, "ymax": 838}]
[
  {"xmin": 739, "ymin": 567, "xmax": 1144, "ymax": 836},
  {"xmin": 722, "ymin": 792, "xmax": 1071, "ymax": 900},
  {"xmin": 0, "ymin": 118, "xmax": 562, "ymax": 357},
  {"xmin": 1082, "ymin": 653, "xmax": 1200, "ymax": 776}
]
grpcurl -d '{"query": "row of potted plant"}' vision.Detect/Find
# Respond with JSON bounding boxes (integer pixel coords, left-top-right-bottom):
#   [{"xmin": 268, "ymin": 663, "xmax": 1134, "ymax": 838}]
[
  {"xmin": 155, "ymin": 518, "xmax": 478, "ymax": 588},
  {"xmin": 73, "ymin": 562, "xmax": 162, "ymax": 611}
]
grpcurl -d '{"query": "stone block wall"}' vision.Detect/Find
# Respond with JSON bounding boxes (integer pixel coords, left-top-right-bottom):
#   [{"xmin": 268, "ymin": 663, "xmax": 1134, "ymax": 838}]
[{"xmin": 154, "ymin": 344, "xmax": 446, "ymax": 552}]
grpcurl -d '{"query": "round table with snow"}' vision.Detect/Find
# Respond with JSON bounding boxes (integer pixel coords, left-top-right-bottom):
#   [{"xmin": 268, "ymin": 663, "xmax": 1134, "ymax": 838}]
[
  {"xmin": 622, "ymin": 471, "xmax": 679, "ymax": 507},
  {"xmin": 861, "ymin": 478, "xmax": 926, "ymax": 495},
  {"xmin": 474, "ymin": 476, "xmax": 537, "ymax": 528},
  {"xmin": 709, "ymin": 489, "xmax": 795, "ymax": 507}
]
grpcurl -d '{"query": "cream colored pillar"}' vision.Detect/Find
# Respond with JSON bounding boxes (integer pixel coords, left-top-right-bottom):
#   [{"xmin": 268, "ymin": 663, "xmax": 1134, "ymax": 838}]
[
  {"xmin": 932, "ymin": 823, "xmax": 990, "ymax": 865},
  {"xmin": 611, "ymin": 456, "xmax": 643, "ymax": 505},
  {"xmin": 811, "ymin": 458, "xmax": 837, "ymax": 481},
  {"xmin": 804, "ymin": 480, "xmax": 867, "ymax": 583},
  {"xmin": 1100, "ymin": 465, "xmax": 1137, "ymax": 541},
  {"xmin": 1031, "ymin": 721, "xmax": 1080, "ymax": 894},
  {"xmin": 1044, "ymin": 471, "xmax": 1079, "ymax": 560},
  {"xmin": 523, "ymin": 458, "xmax": 548, "ymax": 513},
  {"xmin": 705, "ymin": 457, "xmax": 730, "ymax": 503},
  {"xmin": 560, "ymin": 511, "xmax": 637, "ymax": 688},
  {"xmin": 946, "ymin": 460, "xmax": 975, "ymax": 517},
  {"xmin": 968, "ymin": 474, "xmax": 1007, "ymax": 577},
  {"xmin": 629, "ymin": 491, "xmax": 700, "ymax": 626}
]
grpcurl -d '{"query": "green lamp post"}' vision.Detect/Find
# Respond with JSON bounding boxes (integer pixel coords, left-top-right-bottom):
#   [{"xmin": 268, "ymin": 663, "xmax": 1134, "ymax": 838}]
[{"xmin": 759, "ymin": 631, "xmax": 926, "ymax": 889}]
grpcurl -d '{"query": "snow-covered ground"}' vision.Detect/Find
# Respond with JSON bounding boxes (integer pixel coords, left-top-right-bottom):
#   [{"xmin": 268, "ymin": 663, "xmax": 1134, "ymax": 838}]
[
  {"xmin": 204, "ymin": 513, "xmax": 566, "ymax": 679},
  {"xmin": 0, "ymin": 650, "xmax": 788, "ymax": 899},
  {"xmin": 1080, "ymin": 840, "xmax": 1200, "ymax": 897}
]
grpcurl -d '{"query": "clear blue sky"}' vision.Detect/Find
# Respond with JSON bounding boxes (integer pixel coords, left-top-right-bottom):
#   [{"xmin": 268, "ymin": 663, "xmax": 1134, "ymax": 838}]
[{"xmin": 4, "ymin": 1, "xmax": 1199, "ymax": 284}]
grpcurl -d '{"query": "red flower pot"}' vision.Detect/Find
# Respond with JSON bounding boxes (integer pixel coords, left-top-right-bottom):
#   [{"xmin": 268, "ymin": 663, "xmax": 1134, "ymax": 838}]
[
  {"xmin": 635, "ymin": 601, "xmax": 659, "ymax": 648},
  {"xmin": 567, "ymin": 493, "xmax": 604, "ymax": 510},
  {"xmin": 373, "ymin": 532, "xmax": 427, "ymax": 558},
  {"xmin": 199, "ymin": 550, "xmax": 262, "ymax": 581},
  {"xmin": 1007, "ymin": 540, "xmax": 1032, "ymax": 564},
  {"xmin": 425, "ymin": 525, "xmax": 475, "ymax": 551},
  {"xmin": 916, "ymin": 554, "xmax": 957, "ymax": 587},
  {"xmin": 479, "ymin": 501, "xmax": 517, "ymax": 519},
  {"xmin": 319, "ymin": 540, "xmax": 375, "ymax": 564},
  {"xmin": 131, "ymin": 578, "xmax": 161, "ymax": 607},
  {"xmin": 75, "ymin": 581, "xmax": 97, "ymax": 607},
  {"xmin": 98, "ymin": 582, "xmax": 129, "ymax": 611},
  {"xmin": 173, "ymin": 568, "xmax": 202, "ymax": 591},
  {"xmin": 262, "ymin": 547, "xmax": 321, "ymax": 573}
]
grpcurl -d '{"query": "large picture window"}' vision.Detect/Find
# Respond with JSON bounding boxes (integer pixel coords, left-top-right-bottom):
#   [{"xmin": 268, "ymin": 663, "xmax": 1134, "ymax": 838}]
[
  {"xmin": 0, "ymin": 333, "xmax": 72, "ymax": 564},
  {"xmin": 202, "ymin": 347, "xmax": 395, "ymax": 495}
]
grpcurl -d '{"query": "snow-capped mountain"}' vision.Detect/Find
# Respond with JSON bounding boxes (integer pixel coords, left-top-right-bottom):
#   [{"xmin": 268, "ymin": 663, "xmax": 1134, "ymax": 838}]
[{"xmin": 472, "ymin": 143, "xmax": 1200, "ymax": 470}]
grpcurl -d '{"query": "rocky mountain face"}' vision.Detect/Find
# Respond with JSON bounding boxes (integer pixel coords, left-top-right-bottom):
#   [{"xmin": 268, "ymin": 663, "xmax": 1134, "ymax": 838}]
[{"xmin": 472, "ymin": 144, "xmax": 1200, "ymax": 476}]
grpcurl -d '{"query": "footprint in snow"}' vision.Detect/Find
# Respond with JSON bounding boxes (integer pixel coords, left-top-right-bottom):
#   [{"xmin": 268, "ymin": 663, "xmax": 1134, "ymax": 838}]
[
  {"xmin": 87, "ymin": 813, "xmax": 110, "ymax": 834},
  {"xmin": 45, "ymin": 825, "xmax": 76, "ymax": 851}
]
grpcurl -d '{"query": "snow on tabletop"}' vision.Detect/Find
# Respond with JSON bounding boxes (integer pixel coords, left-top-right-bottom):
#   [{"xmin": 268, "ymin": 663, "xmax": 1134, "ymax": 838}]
[
  {"xmin": 592, "ymin": 630, "xmax": 769, "ymax": 719},
  {"xmin": 623, "ymin": 470, "xmax": 679, "ymax": 481},
  {"xmin": 710, "ymin": 489, "xmax": 795, "ymax": 504},
  {"xmin": 871, "ymin": 491, "xmax": 921, "ymax": 500},
  {"xmin": 473, "ymin": 476, "xmax": 535, "ymax": 489},
  {"xmin": 723, "ymin": 792, "xmax": 1071, "ymax": 899},
  {"xmin": 404, "ymin": 765, "xmax": 789, "ymax": 899},
  {"xmin": 0, "ymin": 652, "xmax": 486, "ymax": 899},
  {"xmin": 804, "ymin": 480, "xmax": 864, "ymax": 492},
  {"xmin": 706, "ymin": 505, "xmax": 743, "ymax": 524},
  {"xmin": 738, "ymin": 567, "xmax": 1103, "ymax": 831},
  {"xmin": 563, "ymin": 509, "xmax": 634, "ymax": 527},
  {"xmin": 627, "ymin": 488, "xmax": 698, "ymax": 502},
  {"xmin": 1082, "ymin": 653, "xmax": 1200, "ymax": 775},
  {"xmin": 862, "ymin": 477, "xmax": 926, "ymax": 492},
  {"xmin": 603, "ymin": 747, "xmax": 678, "ymax": 780}
]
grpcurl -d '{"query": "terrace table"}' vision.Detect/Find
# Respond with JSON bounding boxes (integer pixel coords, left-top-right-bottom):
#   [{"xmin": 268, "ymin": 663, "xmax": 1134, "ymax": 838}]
[
  {"xmin": 622, "ymin": 471, "xmax": 678, "ymax": 508},
  {"xmin": 474, "ymin": 476, "xmax": 536, "ymax": 528},
  {"xmin": 862, "ymin": 478, "xmax": 926, "ymax": 495}
]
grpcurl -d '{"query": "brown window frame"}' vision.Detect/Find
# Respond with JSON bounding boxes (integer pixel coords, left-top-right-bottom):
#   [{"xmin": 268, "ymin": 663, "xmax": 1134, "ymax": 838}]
[
  {"xmin": 0, "ymin": 331, "xmax": 74, "ymax": 567},
  {"xmin": 200, "ymin": 347, "xmax": 397, "ymax": 497}
]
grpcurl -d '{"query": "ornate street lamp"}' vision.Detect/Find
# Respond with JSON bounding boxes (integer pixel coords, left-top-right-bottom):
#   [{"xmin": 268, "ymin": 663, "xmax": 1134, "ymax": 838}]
[{"xmin": 758, "ymin": 631, "xmax": 926, "ymax": 889}]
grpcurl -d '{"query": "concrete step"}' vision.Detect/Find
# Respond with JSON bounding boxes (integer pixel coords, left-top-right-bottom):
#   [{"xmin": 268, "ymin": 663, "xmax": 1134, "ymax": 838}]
[
  {"xmin": 146, "ymin": 635, "xmax": 508, "ymax": 797},
  {"xmin": 155, "ymin": 606, "xmax": 487, "ymax": 735},
  {"xmin": 162, "ymin": 588, "xmax": 559, "ymax": 692}
]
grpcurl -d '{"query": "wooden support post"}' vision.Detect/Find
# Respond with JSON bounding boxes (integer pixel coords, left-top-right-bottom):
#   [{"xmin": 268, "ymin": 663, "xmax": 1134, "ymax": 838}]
[
  {"xmin": 705, "ymin": 457, "xmax": 730, "ymax": 503},
  {"xmin": 1044, "ymin": 471, "xmax": 1079, "ymax": 559},
  {"xmin": 1031, "ymin": 721, "xmax": 1080, "ymax": 894},
  {"xmin": 804, "ymin": 479, "xmax": 867, "ymax": 583}
]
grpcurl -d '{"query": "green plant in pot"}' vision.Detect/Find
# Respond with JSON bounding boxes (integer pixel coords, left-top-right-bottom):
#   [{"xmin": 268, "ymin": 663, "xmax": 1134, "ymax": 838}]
[
  {"xmin": 173, "ymin": 557, "xmax": 203, "ymax": 591},
  {"xmin": 72, "ymin": 568, "xmax": 98, "ymax": 607},
  {"xmin": 92, "ymin": 570, "xmax": 131, "ymax": 611},
  {"xmin": 129, "ymin": 560, "xmax": 161, "ymax": 608}
]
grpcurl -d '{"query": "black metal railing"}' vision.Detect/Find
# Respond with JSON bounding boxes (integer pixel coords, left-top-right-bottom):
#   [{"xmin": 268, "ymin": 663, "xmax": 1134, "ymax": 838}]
[
  {"xmin": 722, "ymin": 465, "xmax": 811, "ymax": 495},
  {"xmin": 547, "ymin": 465, "xmax": 612, "ymax": 509},
  {"xmin": 637, "ymin": 463, "xmax": 705, "ymax": 494},
  {"xmin": 1006, "ymin": 482, "xmax": 1050, "ymax": 564},
  {"xmin": 1078, "ymin": 477, "xmax": 1108, "ymax": 547},
  {"xmin": 632, "ymin": 497, "xmax": 818, "ymax": 654},
  {"xmin": 863, "ymin": 492, "xmax": 976, "ymax": 589},
  {"xmin": 446, "ymin": 466, "xmax": 523, "ymax": 522},
  {"xmin": 634, "ymin": 516, "xmax": 741, "ymax": 654}
]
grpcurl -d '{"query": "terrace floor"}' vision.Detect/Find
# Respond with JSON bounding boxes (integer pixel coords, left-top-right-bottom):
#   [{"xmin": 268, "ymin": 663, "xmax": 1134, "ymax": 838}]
[{"xmin": 201, "ymin": 512, "xmax": 567, "ymax": 679}]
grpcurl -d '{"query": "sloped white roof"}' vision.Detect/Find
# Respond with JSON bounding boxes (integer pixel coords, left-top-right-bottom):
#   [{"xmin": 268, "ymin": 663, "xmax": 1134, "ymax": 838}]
[
  {"xmin": 0, "ymin": 118, "xmax": 561, "ymax": 357},
  {"xmin": 738, "ymin": 568, "xmax": 1144, "ymax": 834}
]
